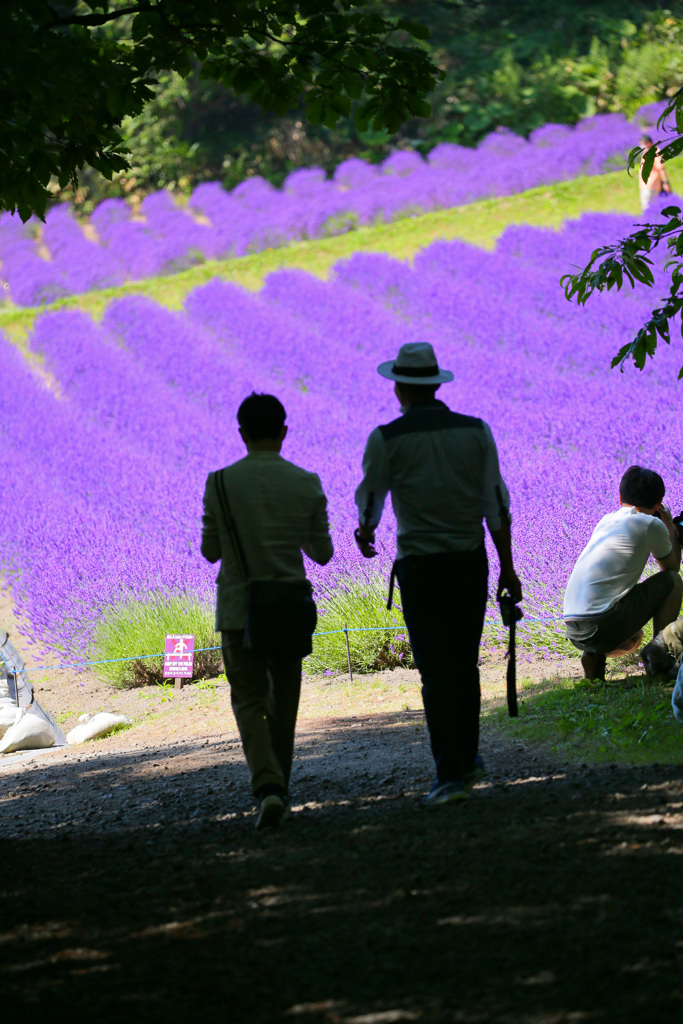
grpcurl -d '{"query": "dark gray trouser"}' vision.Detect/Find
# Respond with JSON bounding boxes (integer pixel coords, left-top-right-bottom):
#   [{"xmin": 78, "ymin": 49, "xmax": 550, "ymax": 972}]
[
  {"xmin": 221, "ymin": 629, "xmax": 302, "ymax": 794},
  {"xmin": 565, "ymin": 571, "xmax": 675, "ymax": 655},
  {"xmin": 395, "ymin": 547, "xmax": 488, "ymax": 783}
]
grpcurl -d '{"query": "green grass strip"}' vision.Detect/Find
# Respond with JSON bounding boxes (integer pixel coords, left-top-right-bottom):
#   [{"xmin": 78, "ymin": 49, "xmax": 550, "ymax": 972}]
[
  {"xmin": 91, "ymin": 593, "xmax": 222, "ymax": 688},
  {"xmin": 91, "ymin": 578, "xmax": 412, "ymax": 688},
  {"xmin": 310, "ymin": 576, "xmax": 411, "ymax": 674}
]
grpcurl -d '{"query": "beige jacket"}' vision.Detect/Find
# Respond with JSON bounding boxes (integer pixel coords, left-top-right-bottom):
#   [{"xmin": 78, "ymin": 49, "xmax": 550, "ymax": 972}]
[{"xmin": 201, "ymin": 451, "xmax": 333, "ymax": 630}]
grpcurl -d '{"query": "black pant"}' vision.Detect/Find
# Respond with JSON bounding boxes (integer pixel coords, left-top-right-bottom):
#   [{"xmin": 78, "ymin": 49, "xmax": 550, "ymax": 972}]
[
  {"xmin": 221, "ymin": 630, "xmax": 302, "ymax": 794},
  {"xmin": 396, "ymin": 547, "xmax": 488, "ymax": 783}
]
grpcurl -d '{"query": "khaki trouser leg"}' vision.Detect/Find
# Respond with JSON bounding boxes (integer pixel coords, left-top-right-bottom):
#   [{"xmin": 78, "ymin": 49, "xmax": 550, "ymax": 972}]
[
  {"xmin": 263, "ymin": 658, "xmax": 302, "ymax": 792},
  {"xmin": 661, "ymin": 618, "xmax": 683, "ymax": 660},
  {"xmin": 221, "ymin": 630, "xmax": 302, "ymax": 794}
]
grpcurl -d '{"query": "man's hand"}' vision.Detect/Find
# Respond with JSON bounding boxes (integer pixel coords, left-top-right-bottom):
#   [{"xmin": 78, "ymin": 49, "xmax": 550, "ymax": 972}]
[
  {"xmin": 354, "ymin": 526, "xmax": 377, "ymax": 559},
  {"xmin": 659, "ymin": 502, "xmax": 674, "ymax": 528},
  {"xmin": 655, "ymin": 502, "xmax": 682, "ymax": 572},
  {"xmin": 497, "ymin": 569, "xmax": 523, "ymax": 605}
]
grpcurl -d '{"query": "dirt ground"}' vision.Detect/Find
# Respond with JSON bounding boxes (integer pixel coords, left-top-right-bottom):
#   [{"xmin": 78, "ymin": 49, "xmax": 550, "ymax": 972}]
[{"xmin": 2, "ymin": 601, "xmax": 683, "ymax": 1021}]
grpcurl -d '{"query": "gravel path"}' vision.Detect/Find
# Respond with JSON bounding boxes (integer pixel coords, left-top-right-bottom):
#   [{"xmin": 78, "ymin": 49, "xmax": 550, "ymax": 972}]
[
  {"xmin": 3, "ymin": 589, "xmax": 681, "ymax": 1020},
  {"xmin": 2, "ymin": 701, "xmax": 682, "ymax": 1022}
]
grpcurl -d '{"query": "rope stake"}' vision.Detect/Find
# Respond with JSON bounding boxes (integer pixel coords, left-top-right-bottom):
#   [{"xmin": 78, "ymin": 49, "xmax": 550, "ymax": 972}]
[{"xmin": 343, "ymin": 624, "xmax": 353, "ymax": 682}]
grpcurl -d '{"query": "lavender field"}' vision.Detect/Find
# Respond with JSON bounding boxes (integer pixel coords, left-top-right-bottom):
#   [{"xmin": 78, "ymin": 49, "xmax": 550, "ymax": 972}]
[
  {"xmin": 2, "ymin": 194, "xmax": 681, "ymax": 679},
  {"xmin": 0, "ymin": 104, "xmax": 663, "ymax": 308}
]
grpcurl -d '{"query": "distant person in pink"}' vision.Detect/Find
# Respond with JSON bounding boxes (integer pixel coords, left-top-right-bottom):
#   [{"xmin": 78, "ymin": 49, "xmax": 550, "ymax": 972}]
[{"xmin": 639, "ymin": 135, "xmax": 672, "ymax": 211}]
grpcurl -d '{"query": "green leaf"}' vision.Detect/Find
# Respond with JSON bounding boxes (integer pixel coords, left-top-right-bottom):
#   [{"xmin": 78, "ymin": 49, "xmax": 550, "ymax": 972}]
[
  {"xmin": 395, "ymin": 18, "xmax": 430, "ymax": 41},
  {"xmin": 660, "ymin": 137, "xmax": 683, "ymax": 162},
  {"xmin": 131, "ymin": 12, "xmax": 153, "ymax": 43},
  {"xmin": 627, "ymin": 144, "xmax": 642, "ymax": 173},
  {"xmin": 407, "ymin": 98, "xmax": 432, "ymax": 119},
  {"xmin": 611, "ymin": 342, "xmax": 633, "ymax": 370},
  {"xmin": 343, "ymin": 70, "xmax": 363, "ymax": 101},
  {"xmin": 640, "ymin": 145, "xmax": 657, "ymax": 185},
  {"xmin": 305, "ymin": 93, "xmax": 325, "ymax": 125},
  {"xmin": 623, "ymin": 259, "xmax": 654, "ymax": 287}
]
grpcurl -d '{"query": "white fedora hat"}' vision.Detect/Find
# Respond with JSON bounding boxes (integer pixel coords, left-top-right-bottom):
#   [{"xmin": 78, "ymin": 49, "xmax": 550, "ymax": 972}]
[{"xmin": 377, "ymin": 342, "xmax": 454, "ymax": 385}]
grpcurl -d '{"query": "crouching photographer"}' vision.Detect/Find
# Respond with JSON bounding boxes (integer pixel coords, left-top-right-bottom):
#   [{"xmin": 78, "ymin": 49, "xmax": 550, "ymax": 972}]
[{"xmin": 563, "ymin": 466, "xmax": 683, "ymax": 681}]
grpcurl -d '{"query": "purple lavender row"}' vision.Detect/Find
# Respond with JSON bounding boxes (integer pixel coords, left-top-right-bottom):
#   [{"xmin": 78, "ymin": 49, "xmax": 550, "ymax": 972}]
[
  {"xmin": 181, "ymin": 277, "xmax": 397, "ymax": 584},
  {"xmin": 4, "ymin": 203, "xmax": 682, "ymax": 660},
  {"xmin": 23, "ymin": 311, "xmax": 235, "ymax": 652},
  {"xmin": 103, "ymin": 290, "xmax": 386, "ymax": 606},
  {"xmin": 329, "ymin": 210, "xmax": 681, "ymax": 623},
  {"xmin": 0, "ymin": 327, "xmax": 180, "ymax": 653},
  {"xmin": 3, "ymin": 271, "xmax": 411, "ymax": 653},
  {"xmin": 261, "ymin": 202, "xmax": 681, "ymax": 612},
  {"xmin": 0, "ymin": 102, "xmax": 671, "ymax": 307},
  {"xmin": 10, "ymin": 290, "xmax": 369, "ymax": 653}
]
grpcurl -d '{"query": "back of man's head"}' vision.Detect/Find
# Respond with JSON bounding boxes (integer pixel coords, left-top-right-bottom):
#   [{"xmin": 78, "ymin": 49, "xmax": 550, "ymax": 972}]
[
  {"xmin": 620, "ymin": 465, "xmax": 665, "ymax": 508},
  {"xmin": 396, "ymin": 382, "xmax": 440, "ymax": 402},
  {"xmin": 640, "ymin": 134, "xmax": 653, "ymax": 146},
  {"xmin": 237, "ymin": 392, "xmax": 286, "ymax": 441}
]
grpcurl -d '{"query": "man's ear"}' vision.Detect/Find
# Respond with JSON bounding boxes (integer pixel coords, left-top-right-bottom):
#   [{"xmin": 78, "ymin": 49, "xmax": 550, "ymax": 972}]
[
  {"xmin": 280, "ymin": 424, "xmax": 288, "ymax": 442},
  {"xmin": 238, "ymin": 426, "xmax": 249, "ymax": 445}
]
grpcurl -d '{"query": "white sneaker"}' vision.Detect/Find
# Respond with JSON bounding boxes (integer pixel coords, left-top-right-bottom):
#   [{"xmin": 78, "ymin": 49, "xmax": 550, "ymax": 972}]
[
  {"xmin": 255, "ymin": 793, "xmax": 286, "ymax": 830},
  {"xmin": 422, "ymin": 779, "xmax": 469, "ymax": 808}
]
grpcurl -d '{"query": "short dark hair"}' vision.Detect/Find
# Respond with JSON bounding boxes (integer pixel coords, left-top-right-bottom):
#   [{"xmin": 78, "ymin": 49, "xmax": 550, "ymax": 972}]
[
  {"xmin": 620, "ymin": 465, "xmax": 665, "ymax": 508},
  {"xmin": 237, "ymin": 392, "xmax": 286, "ymax": 441},
  {"xmin": 640, "ymin": 134, "xmax": 653, "ymax": 145},
  {"xmin": 394, "ymin": 382, "xmax": 440, "ymax": 401}
]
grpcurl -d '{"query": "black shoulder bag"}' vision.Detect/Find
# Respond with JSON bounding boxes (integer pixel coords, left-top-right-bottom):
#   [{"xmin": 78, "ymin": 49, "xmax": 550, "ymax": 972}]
[{"xmin": 213, "ymin": 470, "xmax": 317, "ymax": 659}]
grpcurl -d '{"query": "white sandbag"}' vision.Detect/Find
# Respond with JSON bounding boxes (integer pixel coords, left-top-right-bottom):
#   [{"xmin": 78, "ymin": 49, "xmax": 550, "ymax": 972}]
[
  {"xmin": 0, "ymin": 708, "xmax": 56, "ymax": 753},
  {"xmin": 66, "ymin": 712, "xmax": 130, "ymax": 745},
  {"xmin": 0, "ymin": 676, "xmax": 11, "ymax": 702},
  {"xmin": 0, "ymin": 703, "xmax": 19, "ymax": 739}
]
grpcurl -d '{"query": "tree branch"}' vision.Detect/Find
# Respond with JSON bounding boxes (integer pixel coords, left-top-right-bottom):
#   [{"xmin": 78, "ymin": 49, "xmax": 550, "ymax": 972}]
[{"xmin": 39, "ymin": 3, "xmax": 153, "ymax": 31}]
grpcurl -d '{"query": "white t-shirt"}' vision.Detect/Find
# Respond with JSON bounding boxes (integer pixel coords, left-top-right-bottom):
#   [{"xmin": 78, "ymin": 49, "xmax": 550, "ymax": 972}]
[{"xmin": 563, "ymin": 506, "xmax": 672, "ymax": 619}]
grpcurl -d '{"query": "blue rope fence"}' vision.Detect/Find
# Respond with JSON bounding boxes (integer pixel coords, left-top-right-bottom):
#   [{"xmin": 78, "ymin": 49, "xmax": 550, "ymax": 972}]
[{"xmin": 26, "ymin": 616, "xmax": 565, "ymax": 675}]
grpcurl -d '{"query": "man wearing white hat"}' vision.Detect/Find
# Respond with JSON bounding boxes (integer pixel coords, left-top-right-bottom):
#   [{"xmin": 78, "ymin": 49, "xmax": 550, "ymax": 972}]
[{"xmin": 354, "ymin": 342, "xmax": 522, "ymax": 806}]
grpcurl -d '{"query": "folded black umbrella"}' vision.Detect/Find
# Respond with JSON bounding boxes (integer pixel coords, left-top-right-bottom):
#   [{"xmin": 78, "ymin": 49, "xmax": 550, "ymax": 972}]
[{"xmin": 498, "ymin": 595, "xmax": 523, "ymax": 718}]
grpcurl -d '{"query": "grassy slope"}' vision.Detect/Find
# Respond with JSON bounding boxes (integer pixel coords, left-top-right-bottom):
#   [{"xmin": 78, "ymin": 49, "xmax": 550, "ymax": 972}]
[{"xmin": 0, "ymin": 169, "xmax": 639, "ymax": 346}]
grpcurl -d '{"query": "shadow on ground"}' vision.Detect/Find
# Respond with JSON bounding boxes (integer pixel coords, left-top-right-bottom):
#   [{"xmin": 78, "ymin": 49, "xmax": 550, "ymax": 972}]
[{"xmin": 1, "ymin": 712, "xmax": 682, "ymax": 1022}]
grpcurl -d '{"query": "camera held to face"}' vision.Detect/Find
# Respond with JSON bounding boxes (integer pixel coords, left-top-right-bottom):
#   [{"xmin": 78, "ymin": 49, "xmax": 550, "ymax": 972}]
[
  {"xmin": 673, "ymin": 512, "xmax": 683, "ymax": 545},
  {"xmin": 652, "ymin": 507, "xmax": 683, "ymax": 544}
]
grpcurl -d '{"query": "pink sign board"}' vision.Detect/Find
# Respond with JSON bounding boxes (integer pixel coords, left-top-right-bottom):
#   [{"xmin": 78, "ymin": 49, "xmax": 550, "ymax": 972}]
[{"xmin": 164, "ymin": 634, "xmax": 195, "ymax": 679}]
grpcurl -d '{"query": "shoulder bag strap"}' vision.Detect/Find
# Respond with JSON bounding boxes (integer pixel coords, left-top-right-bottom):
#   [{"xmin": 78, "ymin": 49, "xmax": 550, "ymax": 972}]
[{"xmin": 213, "ymin": 470, "xmax": 251, "ymax": 581}]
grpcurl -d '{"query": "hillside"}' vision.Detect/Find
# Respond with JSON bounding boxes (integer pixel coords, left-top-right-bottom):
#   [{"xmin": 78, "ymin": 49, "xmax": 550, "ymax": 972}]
[{"xmin": 0, "ymin": 169, "xmax": 643, "ymax": 342}]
